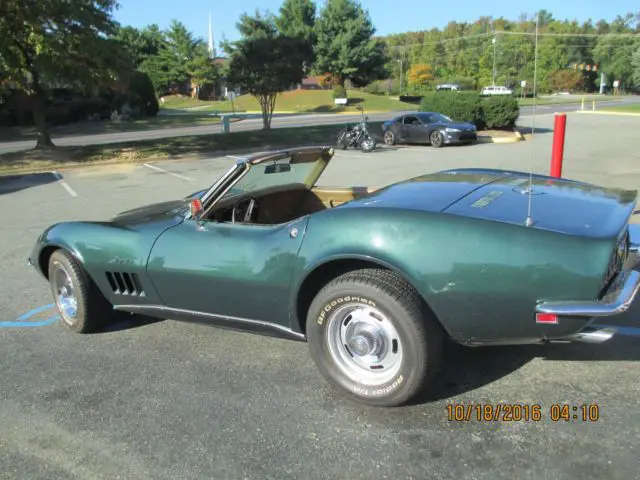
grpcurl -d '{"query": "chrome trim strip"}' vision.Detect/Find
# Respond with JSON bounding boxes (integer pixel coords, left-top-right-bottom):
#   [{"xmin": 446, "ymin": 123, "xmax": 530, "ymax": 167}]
[
  {"xmin": 629, "ymin": 224, "xmax": 640, "ymax": 254},
  {"xmin": 535, "ymin": 269, "xmax": 640, "ymax": 317},
  {"xmin": 113, "ymin": 304, "xmax": 306, "ymax": 341}
]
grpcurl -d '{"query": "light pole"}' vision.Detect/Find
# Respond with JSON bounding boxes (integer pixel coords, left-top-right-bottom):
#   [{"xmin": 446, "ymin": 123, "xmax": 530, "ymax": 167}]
[
  {"xmin": 492, "ymin": 37, "xmax": 497, "ymax": 85},
  {"xmin": 397, "ymin": 58, "xmax": 403, "ymax": 95}
]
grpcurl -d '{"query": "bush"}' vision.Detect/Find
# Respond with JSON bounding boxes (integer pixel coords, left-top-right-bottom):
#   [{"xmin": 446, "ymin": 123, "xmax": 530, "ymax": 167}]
[
  {"xmin": 419, "ymin": 91, "xmax": 520, "ymax": 130},
  {"xmin": 399, "ymin": 95, "xmax": 423, "ymax": 104},
  {"xmin": 419, "ymin": 91, "xmax": 484, "ymax": 128},
  {"xmin": 127, "ymin": 71, "xmax": 159, "ymax": 117},
  {"xmin": 482, "ymin": 96, "xmax": 520, "ymax": 129},
  {"xmin": 332, "ymin": 85, "xmax": 347, "ymax": 99}
]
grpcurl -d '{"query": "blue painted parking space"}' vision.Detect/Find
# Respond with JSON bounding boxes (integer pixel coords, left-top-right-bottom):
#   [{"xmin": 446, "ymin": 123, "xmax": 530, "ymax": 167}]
[{"xmin": 0, "ymin": 304, "xmax": 59, "ymax": 328}]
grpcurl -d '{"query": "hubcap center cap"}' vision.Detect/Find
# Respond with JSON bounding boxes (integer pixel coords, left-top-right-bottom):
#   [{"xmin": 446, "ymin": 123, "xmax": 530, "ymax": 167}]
[{"xmin": 346, "ymin": 324, "xmax": 384, "ymax": 357}]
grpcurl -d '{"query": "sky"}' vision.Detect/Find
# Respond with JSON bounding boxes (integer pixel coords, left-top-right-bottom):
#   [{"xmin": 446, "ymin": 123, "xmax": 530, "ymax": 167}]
[{"xmin": 112, "ymin": 0, "xmax": 639, "ymax": 45}]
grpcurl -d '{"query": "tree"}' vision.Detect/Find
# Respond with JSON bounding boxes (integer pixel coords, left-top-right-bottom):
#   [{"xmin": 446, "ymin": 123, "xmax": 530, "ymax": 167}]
[
  {"xmin": 593, "ymin": 35, "xmax": 640, "ymax": 90},
  {"xmin": 547, "ymin": 69, "xmax": 585, "ymax": 92},
  {"xmin": 632, "ymin": 45, "xmax": 640, "ymax": 87},
  {"xmin": 0, "ymin": 0, "xmax": 125, "ymax": 148},
  {"xmin": 115, "ymin": 24, "xmax": 166, "ymax": 69},
  {"xmin": 313, "ymin": 0, "xmax": 388, "ymax": 87},
  {"xmin": 225, "ymin": 11, "xmax": 309, "ymax": 129},
  {"xmin": 407, "ymin": 64, "xmax": 434, "ymax": 90},
  {"xmin": 275, "ymin": 0, "xmax": 317, "ymax": 74}
]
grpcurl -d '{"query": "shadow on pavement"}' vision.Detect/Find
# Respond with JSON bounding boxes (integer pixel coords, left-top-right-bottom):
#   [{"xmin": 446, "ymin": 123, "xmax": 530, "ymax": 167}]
[
  {"xmin": 98, "ymin": 313, "xmax": 164, "ymax": 333},
  {"xmin": 409, "ymin": 333, "xmax": 640, "ymax": 406},
  {"xmin": 517, "ymin": 125, "xmax": 554, "ymax": 135},
  {"xmin": 0, "ymin": 172, "xmax": 57, "ymax": 196}
]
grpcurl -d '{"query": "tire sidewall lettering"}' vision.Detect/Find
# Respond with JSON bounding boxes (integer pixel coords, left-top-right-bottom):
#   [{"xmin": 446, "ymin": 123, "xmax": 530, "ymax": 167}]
[
  {"xmin": 317, "ymin": 295, "xmax": 377, "ymax": 326},
  {"xmin": 352, "ymin": 374, "xmax": 405, "ymax": 397}
]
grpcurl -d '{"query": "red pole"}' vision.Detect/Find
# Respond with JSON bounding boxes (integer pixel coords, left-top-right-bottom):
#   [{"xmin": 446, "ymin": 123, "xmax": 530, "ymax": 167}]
[{"xmin": 550, "ymin": 113, "xmax": 567, "ymax": 178}]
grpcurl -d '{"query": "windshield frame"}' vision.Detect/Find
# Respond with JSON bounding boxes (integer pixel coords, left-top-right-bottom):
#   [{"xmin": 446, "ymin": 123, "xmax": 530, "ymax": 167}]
[{"xmin": 191, "ymin": 146, "xmax": 335, "ymax": 220}]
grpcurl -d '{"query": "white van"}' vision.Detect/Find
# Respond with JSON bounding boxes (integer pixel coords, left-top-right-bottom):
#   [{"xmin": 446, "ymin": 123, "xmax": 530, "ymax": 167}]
[{"xmin": 481, "ymin": 86, "xmax": 513, "ymax": 96}]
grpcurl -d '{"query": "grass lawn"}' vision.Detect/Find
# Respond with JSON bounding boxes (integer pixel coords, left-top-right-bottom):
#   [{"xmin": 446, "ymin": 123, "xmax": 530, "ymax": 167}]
[
  {"xmin": 0, "ymin": 114, "xmax": 230, "ymax": 143},
  {"xmin": 0, "ymin": 122, "xmax": 384, "ymax": 175},
  {"xmin": 598, "ymin": 103, "xmax": 640, "ymax": 113},
  {"xmin": 161, "ymin": 90, "xmax": 416, "ymax": 113},
  {"xmin": 517, "ymin": 95, "xmax": 639, "ymax": 107}
]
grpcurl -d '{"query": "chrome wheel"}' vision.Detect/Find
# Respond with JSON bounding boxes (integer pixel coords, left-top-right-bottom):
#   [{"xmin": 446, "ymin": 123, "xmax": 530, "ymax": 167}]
[
  {"xmin": 430, "ymin": 130, "xmax": 444, "ymax": 147},
  {"xmin": 360, "ymin": 136, "xmax": 376, "ymax": 152},
  {"xmin": 52, "ymin": 263, "xmax": 78, "ymax": 325},
  {"xmin": 325, "ymin": 304, "xmax": 403, "ymax": 386},
  {"xmin": 383, "ymin": 131, "xmax": 395, "ymax": 145}
]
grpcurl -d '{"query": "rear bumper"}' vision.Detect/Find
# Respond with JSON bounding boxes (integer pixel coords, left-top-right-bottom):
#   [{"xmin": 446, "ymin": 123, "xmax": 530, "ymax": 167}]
[{"xmin": 536, "ymin": 224, "xmax": 640, "ymax": 319}]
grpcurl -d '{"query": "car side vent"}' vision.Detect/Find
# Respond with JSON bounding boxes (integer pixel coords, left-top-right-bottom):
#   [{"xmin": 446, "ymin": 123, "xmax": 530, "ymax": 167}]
[{"xmin": 106, "ymin": 271, "xmax": 146, "ymax": 297}]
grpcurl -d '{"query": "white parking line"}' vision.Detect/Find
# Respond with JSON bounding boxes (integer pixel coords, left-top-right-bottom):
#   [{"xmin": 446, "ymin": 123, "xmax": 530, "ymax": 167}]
[
  {"xmin": 394, "ymin": 146, "xmax": 439, "ymax": 152},
  {"xmin": 51, "ymin": 171, "xmax": 78, "ymax": 197},
  {"xmin": 226, "ymin": 155, "xmax": 246, "ymax": 160},
  {"xmin": 143, "ymin": 163, "xmax": 194, "ymax": 181}
]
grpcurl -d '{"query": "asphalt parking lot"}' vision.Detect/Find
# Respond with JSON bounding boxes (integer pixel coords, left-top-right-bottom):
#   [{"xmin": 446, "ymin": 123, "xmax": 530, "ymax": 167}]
[{"xmin": 1, "ymin": 112, "xmax": 640, "ymax": 480}]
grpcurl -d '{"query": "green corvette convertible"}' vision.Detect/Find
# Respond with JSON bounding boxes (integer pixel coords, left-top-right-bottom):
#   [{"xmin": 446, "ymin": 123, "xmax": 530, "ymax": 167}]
[{"xmin": 28, "ymin": 145, "xmax": 640, "ymax": 407}]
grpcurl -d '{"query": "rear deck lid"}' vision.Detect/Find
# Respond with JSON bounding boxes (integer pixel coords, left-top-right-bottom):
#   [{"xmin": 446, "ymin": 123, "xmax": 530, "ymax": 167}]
[{"xmin": 443, "ymin": 172, "xmax": 637, "ymax": 239}]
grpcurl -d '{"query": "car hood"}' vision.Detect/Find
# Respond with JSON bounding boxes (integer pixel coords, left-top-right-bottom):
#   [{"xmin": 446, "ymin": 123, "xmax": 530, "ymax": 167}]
[
  {"xmin": 339, "ymin": 169, "xmax": 637, "ymax": 239},
  {"xmin": 111, "ymin": 189, "xmax": 207, "ymax": 225},
  {"xmin": 437, "ymin": 121, "xmax": 475, "ymax": 130}
]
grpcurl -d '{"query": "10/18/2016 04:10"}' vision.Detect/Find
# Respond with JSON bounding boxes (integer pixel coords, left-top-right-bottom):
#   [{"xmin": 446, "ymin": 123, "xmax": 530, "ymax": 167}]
[{"xmin": 446, "ymin": 403, "xmax": 601, "ymax": 423}]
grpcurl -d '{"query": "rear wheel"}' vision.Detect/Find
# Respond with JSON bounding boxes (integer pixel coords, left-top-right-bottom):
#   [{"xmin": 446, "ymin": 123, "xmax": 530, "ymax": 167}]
[
  {"xmin": 306, "ymin": 268, "xmax": 443, "ymax": 407},
  {"xmin": 48, "ymin": 249, "xmax": 112, "ymax": 333},
  {"xmin": 359, "ymin": 135, "xmax": 376, "ymax": 152},
  {"xmin": 430, "ymin": 130, "xmax": 444, "ymax": 148},
  {"xmin": 383, "ymin": 130, "xmax": 396, "ymax": 146}
]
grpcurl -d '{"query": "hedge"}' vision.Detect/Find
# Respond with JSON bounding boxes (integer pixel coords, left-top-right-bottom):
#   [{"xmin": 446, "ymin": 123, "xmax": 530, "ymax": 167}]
[{"xmin": 419, "ymin": 91, "xmax": 519, "ymax": 130}]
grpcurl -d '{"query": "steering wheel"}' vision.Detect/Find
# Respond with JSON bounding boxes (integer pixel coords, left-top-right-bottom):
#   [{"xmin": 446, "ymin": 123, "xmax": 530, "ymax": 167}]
[{"xmin": 231, "ymin": 197, "xmax": 259, "ymax": 223}]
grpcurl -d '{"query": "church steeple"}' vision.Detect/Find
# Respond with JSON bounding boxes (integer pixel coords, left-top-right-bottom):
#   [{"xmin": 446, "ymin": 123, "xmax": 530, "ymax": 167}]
[{"xmin": 208, "ymin": 13, "xmax": 216, "ymax": 58}]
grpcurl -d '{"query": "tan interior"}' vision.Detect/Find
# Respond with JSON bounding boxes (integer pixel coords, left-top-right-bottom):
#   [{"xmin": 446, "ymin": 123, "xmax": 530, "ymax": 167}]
[
  {"xmin": 310, "ymin": 186, "xmax": 379, "ymax": 208},
  {"xmin": 209, "ymin": 185, "xmax": 380, "ymax": 225}
]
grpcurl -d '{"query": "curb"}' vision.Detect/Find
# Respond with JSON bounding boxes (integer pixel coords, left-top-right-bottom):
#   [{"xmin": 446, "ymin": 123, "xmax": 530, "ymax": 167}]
[
  {"xmin": 574, "ymin": 110, "xmax": 640, "ymax": 117},
  {"xmin": 476, "ymin": 131, "xmax": 524, "ymax": 144},
  {"xmin": 238, "ymin": 110, "xmax": 389, "ymax": 115}
]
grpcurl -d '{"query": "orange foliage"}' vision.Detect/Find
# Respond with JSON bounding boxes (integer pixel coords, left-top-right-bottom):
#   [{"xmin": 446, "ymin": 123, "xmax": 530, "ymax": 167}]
[{"xmin": 407, "ymin": 64, "xmax": 434, "ymax": 86}]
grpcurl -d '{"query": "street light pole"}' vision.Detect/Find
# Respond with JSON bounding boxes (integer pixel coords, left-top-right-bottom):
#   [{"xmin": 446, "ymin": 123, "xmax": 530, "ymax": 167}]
[
  {"xmin": 492, "ymin": 37, "xmax": 497, "ymax": 85},
  {"xmin": 398, "ymin": 58, "xmax": 403, "ymax": 95}
]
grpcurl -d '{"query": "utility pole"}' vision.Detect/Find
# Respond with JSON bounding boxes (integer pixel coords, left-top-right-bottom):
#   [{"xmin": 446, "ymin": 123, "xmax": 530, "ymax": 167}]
[
  {"xmin": 492, "ymin": 37, "xmax": 497, "ymax": 85},
  {"xmin": 490, "ymin": 19, "xmax": 496, "ymax": 85},
  {"xmin": 599, "ymin": 71, "xmax": 606, "ymax": 95},
  {"xmin": 398, "ymin": 58, "xmax": 403, "ymax": 95}
]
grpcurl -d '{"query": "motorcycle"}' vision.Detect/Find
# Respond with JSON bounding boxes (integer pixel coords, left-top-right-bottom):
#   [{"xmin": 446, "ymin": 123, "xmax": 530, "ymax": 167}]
[{"xmin": 336, "ymin": 105, "xmax": 377, "ymax": 153}]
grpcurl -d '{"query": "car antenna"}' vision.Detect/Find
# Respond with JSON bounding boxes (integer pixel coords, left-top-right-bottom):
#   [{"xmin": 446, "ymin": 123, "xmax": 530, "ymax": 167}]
[{"xmin": 524, "ymin": 12, "xmax": 539, "ymax": 227}]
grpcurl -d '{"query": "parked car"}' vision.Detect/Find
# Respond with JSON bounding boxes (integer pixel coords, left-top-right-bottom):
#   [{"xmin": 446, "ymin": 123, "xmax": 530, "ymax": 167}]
[
  {"xmin": 28, "ymin": 146, "xmax": 640, "ymax": 407},
  {"xmin": 481, "ymin": 85, "xmax": 514, "ymax": 95},
  {"xmin": 382, "ymin": 112, "xmax": 477, "ymax": 147}
]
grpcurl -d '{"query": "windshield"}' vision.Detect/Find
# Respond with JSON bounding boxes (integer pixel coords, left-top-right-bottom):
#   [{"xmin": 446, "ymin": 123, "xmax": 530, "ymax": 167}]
[
  {"xmin": 418, "ymin": 112, "xmax": 453, "ymax": 123},
  {"xmin": 220, "ymin": 151, "xmax": 329, "ymax": 200}
]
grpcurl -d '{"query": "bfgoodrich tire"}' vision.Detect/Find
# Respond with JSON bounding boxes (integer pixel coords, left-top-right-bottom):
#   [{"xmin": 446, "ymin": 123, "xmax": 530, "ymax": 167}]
[
  {"xmin": 48, "ymin": 249, "xmax": 113, "ymax": 333},
  {"xmin": 306, "ymin": 268, "xmax": 443, "ymax": 407}
]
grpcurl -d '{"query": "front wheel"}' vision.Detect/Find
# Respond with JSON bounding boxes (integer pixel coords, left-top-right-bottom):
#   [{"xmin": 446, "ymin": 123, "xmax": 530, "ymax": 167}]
[
  {"xmin": 48, "ymin": 249, "xmax": 113, "ymax": 333},
  {"xmin": 336, "ymin": 130, "xmax": 349, "ymax": 149},
  {"xmin": 359, "ymin": 135, "xmax": 376, "ymax": 152},
  {"xmin": 306, "ymin": 268, "xmax": 443, "ymax": 407}
]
